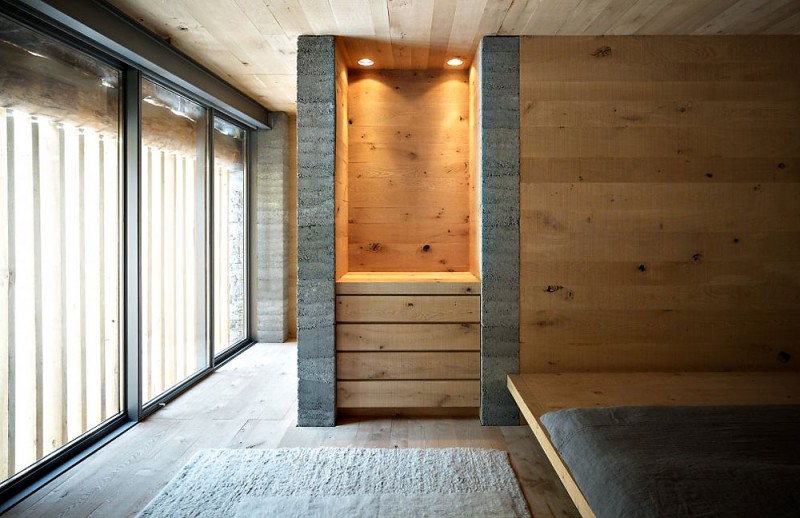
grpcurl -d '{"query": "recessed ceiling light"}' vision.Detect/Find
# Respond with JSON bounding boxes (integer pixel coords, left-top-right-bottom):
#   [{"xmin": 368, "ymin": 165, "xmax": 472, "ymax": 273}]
[
  {"xmin": 447, "ymin": 57, "xmax": 463, "ymax": 66},
  {"xmin": 358, "ymin": 58, "xmax": 374, "ymax": 67}
]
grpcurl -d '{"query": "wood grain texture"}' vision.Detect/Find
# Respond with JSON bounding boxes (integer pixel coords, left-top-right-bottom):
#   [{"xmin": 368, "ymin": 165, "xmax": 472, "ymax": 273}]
[
  {"xmin": 509, "ymin": 371, "xmax": 800, "ymax": 415},
  {"xmin": 105, "ymin": 1, "xmax": 800, "ymax": 114},
  {"xmin": 334, "ymin": 39, "xmax": 349, "ymax": 279},
  {"xmin": 337, "ymin": 352, "xmax": 479, "ymax": 380},
  {"xmin": 507, "ymin": 375, "xmax": 595, "ymax": 518},
  {"xmin": 520, "ymin": 36, "xmax": 800, "ymax": 373},
  {"xmin": 346, "ymin": 70, "xmax": 471, "ymax": 273},
  {"xmin": 336, "ymin": 323, "xmax": 480, "ymax": 352},
  {"xmin": 336, "ymin": 295, "xmax": 480, "ymax": 323},
  {"xmin": 337, "ymin": 380, "xmax": 480, "ymax": 408},
  {"xmin": 468, "ymin": 61, "xmax": 481, "ymax": 278},
  {"xmin": 336, "ymin": 272, "xmax": 480, "ymax": 294}
]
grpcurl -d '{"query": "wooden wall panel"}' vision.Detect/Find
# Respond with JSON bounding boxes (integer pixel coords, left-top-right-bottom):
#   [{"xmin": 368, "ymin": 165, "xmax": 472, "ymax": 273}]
[
  {"xmin": 520, "ymin": 35, "xmax": 800, "ymax": 373},
  {"xmin": 337, "ymin": 352, "xmax": 479, "ymax": 380},
  {"xmin": 334, "ymin": 39, "xmax": 349, "ymax": 279},
  {"xmin": 336, "ymin": 323, "xmax": 480, "ymax": 351},
  {"xmin": 336, "ymin": 295, "xmax": 480, "ymax": 323},
  {"xmin": 337, "ymin": 380, "xmax": 480, "ymax": 408},
  {"xmin": 347, "ymin": 70, "xmax": 470, "ymax": 272}
]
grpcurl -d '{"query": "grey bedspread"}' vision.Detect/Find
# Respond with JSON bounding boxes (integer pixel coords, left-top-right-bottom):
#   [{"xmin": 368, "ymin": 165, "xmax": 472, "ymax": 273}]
[{"xmin": 540, "ymin": 404, "xmax": 800, "ymax": 518}]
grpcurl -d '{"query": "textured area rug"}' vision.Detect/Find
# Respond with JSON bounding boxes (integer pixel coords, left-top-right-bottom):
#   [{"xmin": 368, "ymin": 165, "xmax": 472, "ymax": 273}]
[{"xmin": 137, "ymin": 447, "xmax": 531, "ymax": 517}]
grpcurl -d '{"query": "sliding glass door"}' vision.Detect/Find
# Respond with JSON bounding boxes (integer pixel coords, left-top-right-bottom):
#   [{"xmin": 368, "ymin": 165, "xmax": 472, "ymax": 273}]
[
  {"xmin": 0, "ymin": 14, "xmax": 122, "ymax": 482},
  {"xmin": 0, "ymin": 9, "xmax": 254, "ymax": 497},
  {"xmin": 212, "ymin": 117, "xmax": 247, "ymax": 356},
  {"xmin": 140, "ymin": 79, "xmax": 209, "ymax": 404}
]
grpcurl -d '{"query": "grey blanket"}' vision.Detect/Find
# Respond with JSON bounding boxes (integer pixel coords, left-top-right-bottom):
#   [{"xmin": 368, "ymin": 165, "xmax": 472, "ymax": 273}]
[{"xmin": 540, "ymin": 404, "xmax": 800, "ymax": 518}]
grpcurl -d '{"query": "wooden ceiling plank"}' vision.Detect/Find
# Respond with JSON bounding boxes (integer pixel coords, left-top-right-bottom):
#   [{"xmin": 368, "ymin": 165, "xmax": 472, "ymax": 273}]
[
  {"xmin": 177, "ymin": 0, "xmax": 294, "ymax": 75},
  {"xmin": 328, "ymin": 0, "xmax": 375, "ymax": 36},
  {"xmin": 446, "ymin": 0, "xmax": 489, "ymax": 65},
  {"xmin": 523, "ymin": 0, "xmax": 584, "ymax": 34},
  {"xmin": 473, "ymin": 0, "xmax": 514, "ymax": 52},
  {"xmin": 766, "ymin": 9, "xmax": 800, "ymax": 34},
  {"xmin": 605, "ymin": 0, "xmax": 667, "ymax": 34},
  {"xmin": 635, "ymin": 0, "xmax": 736, "ymax": 34},
  {"xmin": 556, "ymin": 0, "xmax": 613, "ymax": 35},
  {"xmin": 497, "ymin": 0, "xmax": 543, "ymax": 35},
  {"xmin": 428, "ymin": 0, "xmax": 459, "ymax": 68},
  {"xmin": 233, "ymin": 0, "xmax": 286, "ymax": 35},
  {"xmin": 106, "ymin": 0, "xmax": 800, "ymax": 115},
  {"xmin": 111, "ymin": 0, "xmax": 224, "ymax": 53},
  {"xmin": 266, "ymin": 0, "xmax": 314, "ymax": 38},
  {"xmin": 581, "ymin": 0, "xmax": 652, "ymax": 35},
  {"xmin": 365, "ymin": 0, "xmax": 396, "ymax": 68},
  {"xmin": 667, "ymin": 0, "xmax": 745, "ymax": 34},
  {"xmin": 387, "ymin": 0, "xmax": 435, "ymax": 69},
  {"xmin": 700, "ymin": 0, "xmax": 800, "ymax": 34}
]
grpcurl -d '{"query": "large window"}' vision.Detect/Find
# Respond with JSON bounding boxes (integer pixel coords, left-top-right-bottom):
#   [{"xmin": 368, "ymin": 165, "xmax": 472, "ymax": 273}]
[
  {"xmin": 140, "ymin": 80, "xmax": 208, "ymax": 404},
  {"xmin": 0, "ymin": 15, "xmax": 122, "ymax": 481},
  {"xmin": 0, "ymin": 7, "xmax": 256, "ymax": 498},
  {"xmin": 213, "ymin": 117, "xmax": 247, "ymax": 355}
]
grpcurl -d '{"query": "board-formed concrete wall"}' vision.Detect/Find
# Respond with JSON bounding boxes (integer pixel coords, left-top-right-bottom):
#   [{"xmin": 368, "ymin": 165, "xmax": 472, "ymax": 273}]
[
  {"xmin": 479, "ymin": 36, "xmax": 521, "ymax": 426},
  {"xmin": 254, "ymin": 112, "xmax": 290, "ymax": 343},
  {"xmin": 296, "ymin": 35, "xmax": 336, "ymax": 426}
]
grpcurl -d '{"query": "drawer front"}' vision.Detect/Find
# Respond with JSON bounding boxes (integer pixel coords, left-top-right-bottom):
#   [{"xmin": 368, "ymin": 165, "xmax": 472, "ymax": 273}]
[
  {"xmin": 337, "ymin": 380, "xmax": 480, "ymax": 408},
  {"xmin": 336, "ymin": 323, "xmax": 480, "ymax": 352},
  {"xmin": 337, "ymin": 352, "xmax": 479, "ymax": 380},
  {"xmin": 336, "ymin": 295, "xmax": 480, "ymax": 323}
]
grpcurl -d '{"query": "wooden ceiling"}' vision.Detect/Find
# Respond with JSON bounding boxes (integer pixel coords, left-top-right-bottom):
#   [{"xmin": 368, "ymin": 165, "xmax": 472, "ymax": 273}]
[{"xmin": 104, "ymin": 0, "xmax": 800, "ymax": 114}]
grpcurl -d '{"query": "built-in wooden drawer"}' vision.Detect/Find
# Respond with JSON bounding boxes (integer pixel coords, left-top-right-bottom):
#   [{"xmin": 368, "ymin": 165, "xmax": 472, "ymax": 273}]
[
  {"xmin": 334, "ymin": 277, "xmax": 481, "ymax": 413},
  {"xmin": 336, "ymin": 323, "xmax": 480, "ymax": 351},
  {"xmin": 336, "ymin": 295, "xmax": 480, "ymax": 323},
  {"xmin": 337, "ymin": 352, "xmax": 479, "ymax": 380},
  {"xmin": 337, "ymin": 380, "xmax": 480, "ymax": 408}
]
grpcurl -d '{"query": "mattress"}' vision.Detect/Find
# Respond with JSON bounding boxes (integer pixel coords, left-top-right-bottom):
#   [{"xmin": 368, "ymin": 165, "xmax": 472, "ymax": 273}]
[{"xmin": 540, "ymin": 404, "xmax": 800, "ymax": 518}]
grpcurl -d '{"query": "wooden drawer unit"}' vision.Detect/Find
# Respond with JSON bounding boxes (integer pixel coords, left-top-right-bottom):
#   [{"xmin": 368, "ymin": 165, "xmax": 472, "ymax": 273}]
[{"xmin": 335, "ymin": 273, "xmax": 481, "ymax": 413}]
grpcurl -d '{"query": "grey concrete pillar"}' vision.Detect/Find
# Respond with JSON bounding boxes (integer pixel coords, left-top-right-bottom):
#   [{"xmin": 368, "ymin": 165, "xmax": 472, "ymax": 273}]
[
  {"xmin": 479, "ymin": 36, "xmax": 521, "ymax": 426},
  {"xmin": 296, "ymin": 35, "xmax": 336, "ymax": 426},
  {"xmin": 253, "ymin": 112, "xmax": 290, "ymax": 343}
]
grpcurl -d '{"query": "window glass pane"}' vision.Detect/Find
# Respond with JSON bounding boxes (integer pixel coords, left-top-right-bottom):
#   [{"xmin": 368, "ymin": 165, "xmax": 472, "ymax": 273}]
[
  {"xmin": 0, "ymin": 15, "xmax": 122, "ymax": 482},
  {"xmin": 140, "ymin": 79, "xmax": 208, "ymax": 403},
  {"xmin": 212, "ymin": 117, "xmax": 246, "ymax": 354}
]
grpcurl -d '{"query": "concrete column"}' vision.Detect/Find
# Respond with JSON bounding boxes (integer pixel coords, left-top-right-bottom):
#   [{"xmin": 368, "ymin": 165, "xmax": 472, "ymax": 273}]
[
  {"xmin": 253, "ymin": 112, "xmax": 290, "ymax": 343},
  {"xmin": 295, "ymin": 35, "xmax": 336, "ymax": 426},
  {"xmin": 479, "ymin": 36, "xmax": 521, "ymax": 426}
]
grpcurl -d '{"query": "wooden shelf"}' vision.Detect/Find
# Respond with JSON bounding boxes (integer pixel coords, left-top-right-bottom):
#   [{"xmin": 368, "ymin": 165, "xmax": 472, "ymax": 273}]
[{"xmin": 336, "ymin": 272, "xmax": 480, "ymax": 295}]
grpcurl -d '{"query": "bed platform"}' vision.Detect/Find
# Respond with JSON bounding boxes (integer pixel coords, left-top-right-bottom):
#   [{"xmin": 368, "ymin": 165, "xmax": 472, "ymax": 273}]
[{"xmin": 507, "ymin": 372, "xmax": 800, "ymax": 518}]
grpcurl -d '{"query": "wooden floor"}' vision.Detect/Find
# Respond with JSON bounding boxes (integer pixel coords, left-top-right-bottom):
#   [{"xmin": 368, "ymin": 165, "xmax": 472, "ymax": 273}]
[{"xmin": 8, "ymin": 342, "xmax": 578, "ymax": 517}]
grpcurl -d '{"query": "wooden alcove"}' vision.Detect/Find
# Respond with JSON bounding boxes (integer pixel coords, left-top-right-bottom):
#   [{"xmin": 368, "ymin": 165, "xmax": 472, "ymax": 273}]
[{"xmin": 333, "ymin": 39, "xmax": 481, "ymax": 415}]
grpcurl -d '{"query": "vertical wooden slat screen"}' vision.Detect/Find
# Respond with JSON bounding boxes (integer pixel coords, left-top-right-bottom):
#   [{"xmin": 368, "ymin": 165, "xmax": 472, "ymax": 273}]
[
  {"xmin": 0, "ymin": 109, "xmax": 121, "ymax": 476},
  {"xmin": 213, "ymin": 165, "xmax": 231, "ymax": 351},
  {"xmin": 140, "ymin": 138, "xmax": 208, "ymax": 403},
  {"xmin": 12, "ymin": 110, "xmax": 36, "ymax": 472},
  {"xmin": 103, "ymin": 134, "xmax": 119, "ymax": 422},
  {"xmin": 40, "ymin": 120, "xmax": 64, "ymax": 458},
  {"xmin": 1, "ymin": 107, "xmax": 14, "ymax": 477}
]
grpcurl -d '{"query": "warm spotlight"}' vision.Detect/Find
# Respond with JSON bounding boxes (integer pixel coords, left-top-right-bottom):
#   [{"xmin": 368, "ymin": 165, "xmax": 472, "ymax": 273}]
[
  {"xmin": 446, "ymin": 57, "xmax": 463, "ymax": 66},
  {"xmin": 357, "ymin": 58, "xmax": 374, "ymax": 67}
]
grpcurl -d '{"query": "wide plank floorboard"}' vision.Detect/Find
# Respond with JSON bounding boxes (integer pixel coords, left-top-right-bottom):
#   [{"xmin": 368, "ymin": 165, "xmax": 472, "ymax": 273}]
[{"xmin": 8, "ymin": 342, "xmax": 577, "ymax": 517}]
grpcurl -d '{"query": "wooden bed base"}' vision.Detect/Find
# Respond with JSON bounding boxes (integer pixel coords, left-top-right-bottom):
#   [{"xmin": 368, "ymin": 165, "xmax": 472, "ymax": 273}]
[{"xmin": 507, "ymin": 372, "xmax": 800, "ymax": 518}]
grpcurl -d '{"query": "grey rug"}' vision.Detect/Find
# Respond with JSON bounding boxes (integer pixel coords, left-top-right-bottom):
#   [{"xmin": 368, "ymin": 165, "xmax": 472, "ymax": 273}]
[{"xmin": 137, "ymin": 447, "xmax": 531, "ymax": 517}]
